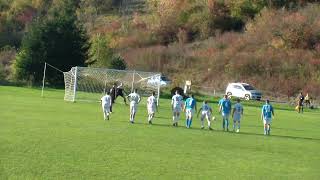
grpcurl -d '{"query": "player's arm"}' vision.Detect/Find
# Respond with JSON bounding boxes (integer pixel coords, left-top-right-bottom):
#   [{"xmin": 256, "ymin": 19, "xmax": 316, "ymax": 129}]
[
  {"xmin": 138, "ymin": 95, "xmax": 141, "ymax": 103},
  {"xmin": 171, "ymin": 98, "xmax": 174, "ymax": 110},
  {"xmin": 194, "ymin": 101, "xmax": 197, "ymax": 112},
  {"xmin": 261, "ymin": 108, "xmax": 264, "ymax": 121}
]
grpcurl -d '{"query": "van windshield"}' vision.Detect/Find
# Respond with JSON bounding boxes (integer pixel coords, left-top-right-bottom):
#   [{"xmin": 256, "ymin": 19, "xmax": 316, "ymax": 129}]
[
  {"xmin": 161, "ymin": 76, "xmax": 169, "ymax": 81},
  {"xmin": 243, "ymin": 85, "xmax": 255, "ymax": 90}
]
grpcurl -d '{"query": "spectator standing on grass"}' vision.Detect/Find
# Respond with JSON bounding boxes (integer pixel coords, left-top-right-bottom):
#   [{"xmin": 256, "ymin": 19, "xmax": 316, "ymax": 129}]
[{"xmin": 297, "ymin": 92, "xmax": 304, "ymax": 113}]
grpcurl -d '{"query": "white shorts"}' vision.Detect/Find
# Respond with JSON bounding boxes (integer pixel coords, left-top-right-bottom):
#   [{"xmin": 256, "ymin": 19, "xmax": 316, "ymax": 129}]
[
  {"xmin": 173, "ymin": 106, "xmax": 182, "ymax": 113},
  {"xmin": 263, "ymin": 117, "xmax": 272, "ymax": 124},
  {"xmin": 233, "ymin": 113, "xmax": 241, "ymax": 122},
  {"xmin": 147, "ymin": 105, "xmax": 156, "ymax": 114},
  {"xmin": 102, "ymin": 105, "xmax": 111, "ymax": 114},
  {"xmin": 201, "ymin": 111, "xmax": 211, "ymax": 120},
  {"xmin": 130, "ymin": 103, "xmax": 138, "ymax": 114},
  {"xmin": 186, "ymin": 109, "xmax": 194, "ymax": 117}
]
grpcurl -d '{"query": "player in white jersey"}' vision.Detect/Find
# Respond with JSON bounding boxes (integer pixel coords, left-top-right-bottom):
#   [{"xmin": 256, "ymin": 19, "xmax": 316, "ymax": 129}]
[
  {"xmin": 147, "ymin": 91, "xmax": 157, "ymax": 124},
  {"xmin": 100, "ymin": 91, "xmax": 112, "ymax": 121},
  {"xmin": 127, "ymin": 89, "xmax": 141, "ymax": 123},
  {"xmin": 171, "ymin": 90, "xmax": 183, "ymax": 127},
  {"xmin": 232, "ymin": 98, "xmax": 243, "ymax": 133},
  {"xmin": 197, "ymin": 101, "xmax": 213, "ymax": 130}
]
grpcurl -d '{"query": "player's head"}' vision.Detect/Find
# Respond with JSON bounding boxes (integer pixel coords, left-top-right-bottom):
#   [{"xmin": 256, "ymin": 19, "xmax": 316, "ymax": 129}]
[
  {"xmin": 134, "ymin": 89, "xmax": 138, "ymax": 93},
  {"xmin": 237, "ymin": 98, "xmax": 240, "ymax": 103},
  {"xmin": 190, "ymin": 94, "xmax": 194, "ymax": 98},
  {"xmin": 152, "ymin": 91, "xmax": 155, "ymax": 96},
  {"xmin": 203, "ymin": 100, "xmax": 207, "ymax": 104},
  {"xmin": 113, "ymin": 83, "xmax": 116, "ymax": 87},
  {"xmin": 106, "ymin": 91, "xmax": 110, "ymax": 95},
  {"xmin": 175, "ymin": 90, "xmax": 179, "ymax": 95},
  {"xmin": 300, "ymin": 92, "xmax": 303, "ymax": 95},
  {"xmin": 266, "ymin": 99, "xmax": 270, "ymax": 104},
  {"xmin": 224, "ymin": 95, "xmax": 228, "ymax": 99}
]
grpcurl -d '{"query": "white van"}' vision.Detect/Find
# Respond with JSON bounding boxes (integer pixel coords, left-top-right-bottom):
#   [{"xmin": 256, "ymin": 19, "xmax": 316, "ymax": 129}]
[{"xmin": 225, "ymin": 83, "xmax": 262, "ymax": 100}]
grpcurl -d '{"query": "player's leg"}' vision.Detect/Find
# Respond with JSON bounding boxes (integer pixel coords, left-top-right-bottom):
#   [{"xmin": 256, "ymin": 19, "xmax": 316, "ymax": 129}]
[
  {"xmin": 102, "ymin": 105, "xmax": 107, "ymax": 120},
  {"xmin": 233, "ymin": 120, "xmax": 236, "ymax": 131},
  {"xmin": 200, "ymin": 113, "xmax": 205, "ymax": 129},
  {"xmin": 130, "ymin": 104, "xmax": 134, "ymax": 123},
  {"xmin": 225, "ymin": 114, "xmax": 229, "ymax": 131},
  {"xmin": 267, "ymin": 123, "xmax": 271, "ymax": 135},
  {"xmin": 105, "ymin": 106, "xmax": 110, "ymax": 120},
  {"xmin": 206, "ymin": 114, "xmax": 212, "ymax": 130},
  {"xmin": 176, "ymin": 112, "xmax": 180, "ymax": 126},
  {"xmin": 172, "ymin": 111, "xmax": 176, "ymax": 126},
  {"xmin": 263, "ymin": 119, "xmax": 268, "ymax": 135},
  {"xmin": 237, "ymin": 119, "xmax": 240, "ymax": 132},
  {"xmin": 186, "ymin": 110, "xmax": 190, "ymax": 128},
  {"xmin": 222, "ymin": 113, "xmax": 225, "ymax": 130}
]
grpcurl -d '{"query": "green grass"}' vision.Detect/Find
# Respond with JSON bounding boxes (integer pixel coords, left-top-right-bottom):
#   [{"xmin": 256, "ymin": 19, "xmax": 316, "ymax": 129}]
[{"xmin": 1, "ymin": 86, "xmax": 320, "ymax": 180}]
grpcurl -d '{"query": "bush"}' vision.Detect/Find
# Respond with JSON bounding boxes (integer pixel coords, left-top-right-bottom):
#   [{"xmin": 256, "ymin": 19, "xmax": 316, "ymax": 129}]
[{"xmin": 110, "ymin": 55, "xmax": 127, "ymax": 70}]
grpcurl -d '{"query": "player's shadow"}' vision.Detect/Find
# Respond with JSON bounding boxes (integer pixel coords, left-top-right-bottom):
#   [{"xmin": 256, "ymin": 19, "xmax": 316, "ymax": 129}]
[{"xmin": 124, "ymin": 120, "xmax": 320, "ymax": 142}]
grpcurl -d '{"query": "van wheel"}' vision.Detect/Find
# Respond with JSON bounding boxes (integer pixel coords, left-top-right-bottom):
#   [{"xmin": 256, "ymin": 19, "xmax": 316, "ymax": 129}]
[
  {"xmin": 226, "ymin": 92, "xmax": 232, "ymax": 98},
  {"xmin": 244, "ymin": 94, "xmax": 250, "ymax": 100}
]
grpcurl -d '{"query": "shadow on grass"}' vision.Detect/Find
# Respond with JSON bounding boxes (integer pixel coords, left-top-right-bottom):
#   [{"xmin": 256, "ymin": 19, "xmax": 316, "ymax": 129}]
[{"xmin": 119, "ymin": 120, "xmax": 320, "ymax": 142}]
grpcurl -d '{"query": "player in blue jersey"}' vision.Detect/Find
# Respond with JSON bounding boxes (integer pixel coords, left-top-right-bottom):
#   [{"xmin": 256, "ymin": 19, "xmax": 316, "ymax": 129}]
[
  {"xmin": 261, "ymin": 100, "xmax": 274, "ymax": 135},
  {"xmin": 197, "ymin": 101, "xmax": 213, "ymax": 130},
  {"xmin": 184, "ymin": 94, "xmax": 197, "ymax": 128},
  {"xmin": 219, "ymin": 95, "xmax": 232, "ymax": 131},
  {"xmin": 232, "ymin": 98, "xmax": 243, "ymax": 133}
]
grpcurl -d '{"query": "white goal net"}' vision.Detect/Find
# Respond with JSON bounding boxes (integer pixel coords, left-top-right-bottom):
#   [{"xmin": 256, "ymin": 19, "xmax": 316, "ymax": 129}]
[{"xmin": 63, "ymin": 67, "xmax": 161, "ymax": 103}]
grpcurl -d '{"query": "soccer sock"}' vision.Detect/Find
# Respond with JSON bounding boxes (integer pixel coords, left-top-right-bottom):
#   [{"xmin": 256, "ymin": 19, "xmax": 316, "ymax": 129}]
[
  {"xmin": 222, "ymin": 118, "xmax": 225, "ymax": 129},
  {"xmin": 208, "ymin": 119, "xmax": 211, "ymax": 127},
  {"xmin": 225, "ymin": 119, "xmax": 229, "ymax": 129},
  {"xmin": 267, "ymin": 125, "xmax": 271, "ymax": 134},
  {"xmin": 173, "ymin": 116, "xmax": 175, "ymax": 122},
  {"xmin": 201, "ymin": 119, "xmax": 204, "ymax": 127},
  {"xmin": 238, "ymin": 123, "xmax": 240, "ymax": 130},
  {"xmin": 186, "ymin": 119, "xmax": 189, "ymax": 127},
  {"xmin": 264, "ymin": 126, "xmax": 267, "ymax": 134},
  {"xmin": 233, "ymin": 122, "xmax": 236, "ymax": 130}
]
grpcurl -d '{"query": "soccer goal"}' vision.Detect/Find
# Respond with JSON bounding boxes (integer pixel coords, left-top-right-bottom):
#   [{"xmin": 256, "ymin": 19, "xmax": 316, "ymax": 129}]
[{"xmin": 63, "ymin": 67, "xmax": 161, "ymax": 104}]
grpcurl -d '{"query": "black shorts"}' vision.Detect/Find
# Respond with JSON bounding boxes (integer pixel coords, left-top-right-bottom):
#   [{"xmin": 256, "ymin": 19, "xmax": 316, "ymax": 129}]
[{"xmin": 116, "ymin": 89, "xmax": 124, "ymax": 97}]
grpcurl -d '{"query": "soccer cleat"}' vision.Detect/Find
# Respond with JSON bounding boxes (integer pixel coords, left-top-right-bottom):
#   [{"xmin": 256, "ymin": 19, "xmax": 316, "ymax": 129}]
[
  {"xmin": 236, "ymin": 129, "xmax": 240, "ymax": 133},
  {"xmin": 148, "ymin": 121, "xmax": 152, "ymax": 125},
  {"xmin": 173, "ymin": 123, "xmax": 176, "ymax": 127},
  {"xmin": 201, "ymin": 126, "xmax": 204, "ymax": 129},
  {"xmin": 209, "ymin": 127, "xmax": 213, "ymax": 130},
  {"xmin": 130, "ymin": 121, "xmax": 134, "ymax": 124}
]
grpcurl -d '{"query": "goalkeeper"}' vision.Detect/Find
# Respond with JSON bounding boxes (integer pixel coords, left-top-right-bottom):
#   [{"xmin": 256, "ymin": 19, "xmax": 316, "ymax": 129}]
[{"xmin": 116, "ymin": 83, "xmax": 127, "ymax": 105}]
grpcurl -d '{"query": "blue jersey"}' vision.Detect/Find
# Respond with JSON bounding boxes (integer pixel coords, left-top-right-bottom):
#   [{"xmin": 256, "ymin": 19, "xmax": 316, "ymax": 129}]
[
  {"xmin": 262, "ymin": 104, "xmax": 273, "ymax": 119},
  {"xmin": 185, "ymin": 97, "xmax": 196, "ymax": 110},
  {"xmin": 218, "ymin": 98, "xmax": 224, "ymax": 106},
  {"xmin": 221, "ymin": 99, "xmax": 231, "ymax": 114},
  {"xmin": 201, "ymin": 104, "xmax": 211, "ymax": 112}
]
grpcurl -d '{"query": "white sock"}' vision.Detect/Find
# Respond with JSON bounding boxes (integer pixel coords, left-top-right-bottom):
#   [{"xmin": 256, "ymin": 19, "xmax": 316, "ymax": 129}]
[
  {"xmin": 201, "ymin": 120, "xmax": 204, "ymax": 127},
  {"xmin": 207, "ymin": 119, "xmax": 211, "ymax": 127}
]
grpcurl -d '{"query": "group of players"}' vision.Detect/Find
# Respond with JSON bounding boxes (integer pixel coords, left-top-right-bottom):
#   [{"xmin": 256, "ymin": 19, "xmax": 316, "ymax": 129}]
[{"xmin": 101, "ymin": 86, "xmax": 275, "ymax": 135}]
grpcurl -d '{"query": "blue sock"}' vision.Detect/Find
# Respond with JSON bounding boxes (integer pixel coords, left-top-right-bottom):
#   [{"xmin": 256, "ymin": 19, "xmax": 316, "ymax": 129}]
[
  {"xmin": 225, "ymin": 119, "xmax": 229, "ymax": 129},
  {"xmin": 189, "ymin": 119, "xmax": 192, "ymax": 127},
  {"xmin": 186, "ymin": 119, "xmax": 189, "ymax": 127}
]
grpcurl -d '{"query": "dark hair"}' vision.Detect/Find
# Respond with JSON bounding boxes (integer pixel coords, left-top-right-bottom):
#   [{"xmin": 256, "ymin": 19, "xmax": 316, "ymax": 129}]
[
  {"xmin": 176, "ymin": 90, "xmax": 179, "ymax": 94},
  {"xmin": 266, "ymin": 99, "xmax": 270, "ymax": 104},
  {"xmin": 152, "ymin": 91, "xmax": 155, "ymax": 96},
  {"xmin": 106, "ymin": 91, "xmax": 110, "ymax": 95},
  {"xmin": 237, "ymin": 98, "xmax": 240, "ymax": 102}
]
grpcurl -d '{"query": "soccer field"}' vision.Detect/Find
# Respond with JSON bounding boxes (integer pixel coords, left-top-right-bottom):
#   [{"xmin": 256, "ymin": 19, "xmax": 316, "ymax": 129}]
[{"xmin": 1, "ymin": 86, "xmax": 320, "ymax": 179}]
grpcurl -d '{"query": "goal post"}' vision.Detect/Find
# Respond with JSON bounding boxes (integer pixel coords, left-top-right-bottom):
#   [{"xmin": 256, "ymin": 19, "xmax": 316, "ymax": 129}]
[{"xmin": 63, "ymin": 67, "xmax": 162, "ymax": 104}]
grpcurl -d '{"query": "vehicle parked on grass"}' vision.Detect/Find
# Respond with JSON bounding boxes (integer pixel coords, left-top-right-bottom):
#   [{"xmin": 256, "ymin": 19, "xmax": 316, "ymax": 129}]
[{"xmin": 225, "ymin": 83, "xmax": 262, "ymax": 100}]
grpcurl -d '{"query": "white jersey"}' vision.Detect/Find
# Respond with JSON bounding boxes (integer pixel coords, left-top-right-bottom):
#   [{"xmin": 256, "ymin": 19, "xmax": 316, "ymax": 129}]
[
  {"xmin": 101, "ymin": 95, "xmax": 112, "ymax": 107},
  {"xmin": 172, "ymin": 94, "xmax": 183, "ymax": 108},
  {"xmin": 147, "ymin": 95, "xmax": 157, "ymax": 108},
  {"xmin": 128, "ymin": 92, "xmax": 141, "ymax": 104}
]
